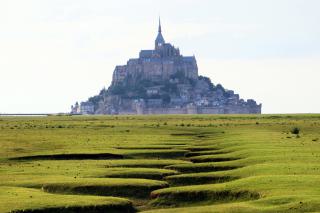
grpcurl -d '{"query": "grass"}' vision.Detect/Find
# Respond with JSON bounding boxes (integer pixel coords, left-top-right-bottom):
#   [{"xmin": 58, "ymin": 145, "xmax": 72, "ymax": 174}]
[
  {"xmin": 0, "ymin": 114, "xmax": 320, "ymax": 212},
  {"xmin": 3, "ymin": 175, "xmax": 168, "ymax": 197},
  {"xmin": 0, "ymin": 186, "xmax": 134, "ymax": 213}
]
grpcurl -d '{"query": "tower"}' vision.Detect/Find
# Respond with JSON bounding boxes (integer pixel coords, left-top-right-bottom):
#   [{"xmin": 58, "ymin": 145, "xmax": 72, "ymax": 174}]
[{"xmin": 155, "ymin": 18, "xmax": 165, "ymax": 49}]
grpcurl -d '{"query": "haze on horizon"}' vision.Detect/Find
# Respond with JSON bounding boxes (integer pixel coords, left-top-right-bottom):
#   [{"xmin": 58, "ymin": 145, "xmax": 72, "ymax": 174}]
[{"xmin": 0, "ymin": 0, "xmax": 319, "ymax": 114}]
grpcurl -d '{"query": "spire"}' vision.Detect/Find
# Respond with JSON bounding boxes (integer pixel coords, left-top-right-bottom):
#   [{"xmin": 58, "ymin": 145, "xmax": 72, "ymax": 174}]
[
  {"xmin": 155, "ymin": 17, "xmax": 165, "ymax": 49},
  {"xmin": 158, "ymin": 17, "xmax": 162, "ymax": 33}
]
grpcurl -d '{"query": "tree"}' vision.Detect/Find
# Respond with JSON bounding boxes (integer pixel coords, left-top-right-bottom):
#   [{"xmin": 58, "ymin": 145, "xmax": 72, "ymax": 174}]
[{"xmin": 198, "ymin": 76, "xmax": 215, "ymax": 91}]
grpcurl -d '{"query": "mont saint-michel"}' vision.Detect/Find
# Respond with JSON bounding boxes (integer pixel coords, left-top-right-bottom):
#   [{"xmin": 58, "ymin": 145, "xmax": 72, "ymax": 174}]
[{"xmin": 71, "ymin": 20, "xmax": 261, "ymax": 115}]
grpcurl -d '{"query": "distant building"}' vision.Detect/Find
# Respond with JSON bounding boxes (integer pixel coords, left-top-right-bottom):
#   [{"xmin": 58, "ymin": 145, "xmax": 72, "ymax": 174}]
[
  {"xmin": 80, "ymin": 102, "xmax": 94, "ymax": 114},
  {"xmin": 72, "ymin": 19, "xmax": 262, "ymax": 115},
  {"xmin": 112, "ymin": 19, "xmax": 198, "ymax": 85},
  {"xmin": 71, "ymin": 102, "xmax": 80, "ymax": 114},
  {"xmin": 146, "ymin": 86, "xmax": 162, "ymax": 96}
]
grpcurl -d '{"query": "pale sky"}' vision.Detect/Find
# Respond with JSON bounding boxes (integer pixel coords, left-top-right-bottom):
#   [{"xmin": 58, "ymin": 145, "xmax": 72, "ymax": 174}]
[{"xmin": 0, "ymin": 0, "xmax": 319, "ymax": 114}]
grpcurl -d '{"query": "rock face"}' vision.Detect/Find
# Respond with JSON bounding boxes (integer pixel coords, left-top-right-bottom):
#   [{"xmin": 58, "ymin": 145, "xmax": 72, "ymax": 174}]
[{"xmin": 71, "ymin": 20, "xmax": 262, "ymax": 115}]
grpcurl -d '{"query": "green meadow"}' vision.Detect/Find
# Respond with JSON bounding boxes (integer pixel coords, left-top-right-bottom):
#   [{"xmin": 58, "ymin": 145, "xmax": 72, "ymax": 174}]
[{"xmin": 0, "ymin": 114, "xmax": 320, "ymax": 212}]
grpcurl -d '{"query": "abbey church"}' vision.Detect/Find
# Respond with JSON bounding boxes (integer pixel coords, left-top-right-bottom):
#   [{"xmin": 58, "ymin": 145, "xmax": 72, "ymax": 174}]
[
  {"xmin": 112, "ymin": 20, "xmax": 198, "ymax": 85},
  {"xmin": 71, "ymin": 20, "xmax": 261, "ymax": 115}
]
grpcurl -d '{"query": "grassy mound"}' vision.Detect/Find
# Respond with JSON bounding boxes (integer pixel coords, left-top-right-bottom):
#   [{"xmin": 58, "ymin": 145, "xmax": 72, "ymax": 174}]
[
  {"xmin": 142, "ymin": 196, "xmax": 320, "ymax": 213},
  {"xmin": 123, "ymin": 149, "xmax": 189, "ymax": 159},
  {"xmin": 103, "ymin": 159, "xmax": 192, "ymax": 168},
  {"xmin": 165, "ymin": 162, "xmax": 242, "ymax": 173},
  {"xmin": 0, "ymin": 186, "xmax": 134, "ymax": 213},
  {"xmin": 11, "ymin": 153, "xmax": 123, "ymax": 161},
  {"xmin": 184, "ymin": 150, "xmax": 233, "ymax": 157},
  {"xmin": 151, "ymin": 189, "xmax": 260, "ymax": 207},
  {"xmin": 5, "ymin": 176, "xmax": 169, "ymax": 198},
  {"xmin": 165, "ymin": 173, "xmax": 238, "ymax": 186},
  {"xmin": 99, "ymin": 168, "xmax": 177, "ymax": 180}
]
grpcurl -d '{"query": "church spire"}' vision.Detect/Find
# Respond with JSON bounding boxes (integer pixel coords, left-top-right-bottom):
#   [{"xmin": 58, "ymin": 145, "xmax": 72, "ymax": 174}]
[
  {"xmin": 155, "ymin": 17, "xmax": 165, "ymax": 49},
  {"xmin": 158, "ymin": 17, "xmax": 162, "ymax": 33}
]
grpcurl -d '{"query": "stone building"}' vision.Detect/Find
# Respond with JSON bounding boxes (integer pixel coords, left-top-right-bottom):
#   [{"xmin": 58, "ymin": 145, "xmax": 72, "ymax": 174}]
[
  {"xmin": 72, "ymin": 19, "xmax": 262, "ymax": 115},
  {"xmin": 70, "ymin": 102, "xmax": 80, "ymax": 114},
  {"xmin": 80, "ymin": 102, "xmax": 94, "ymax": 114},
  {"xmin": 112, "ymin": 19, "xmax": 198, "ymax": 85}
]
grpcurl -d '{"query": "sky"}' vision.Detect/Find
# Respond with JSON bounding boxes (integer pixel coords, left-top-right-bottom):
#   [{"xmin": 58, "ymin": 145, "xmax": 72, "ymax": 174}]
[{"xmin": 0, "ymin": 0, "xmax": 319, "ymax": 114}]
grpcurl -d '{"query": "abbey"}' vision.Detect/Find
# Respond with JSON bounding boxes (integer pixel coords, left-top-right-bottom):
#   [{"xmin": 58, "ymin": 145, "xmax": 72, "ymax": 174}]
[
  {"xmin": 112, "ymin": 20, "xmax": 198, "ymax": 85},
  {"xmin": 71, "ymin": 20, "xmax": 261, "ymax": 115}
]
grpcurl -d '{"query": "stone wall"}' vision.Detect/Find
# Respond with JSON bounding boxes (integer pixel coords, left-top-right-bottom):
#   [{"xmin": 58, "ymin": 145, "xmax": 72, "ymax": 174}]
[
  {"xmin": 112, "ymin": 66, "xmax": 127, "ymax": 85},
  {"xmin": 119, "ymin": 104, "xmax": 261, "ymax": 115}
]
